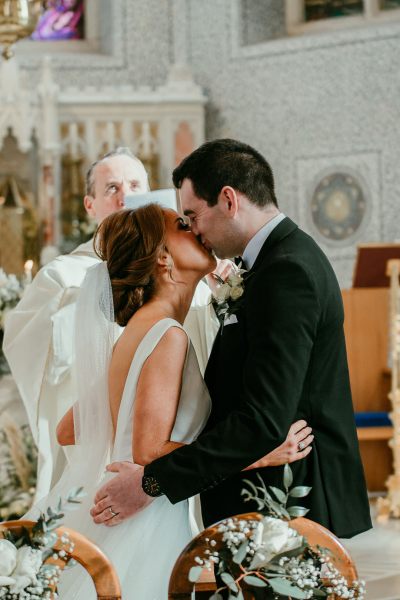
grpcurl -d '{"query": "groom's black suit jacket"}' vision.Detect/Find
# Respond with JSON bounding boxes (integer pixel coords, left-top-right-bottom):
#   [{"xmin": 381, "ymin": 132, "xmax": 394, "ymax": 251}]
[{"xmin": 146, "ymin": 217, "xmax": 372, "ymax": 538}]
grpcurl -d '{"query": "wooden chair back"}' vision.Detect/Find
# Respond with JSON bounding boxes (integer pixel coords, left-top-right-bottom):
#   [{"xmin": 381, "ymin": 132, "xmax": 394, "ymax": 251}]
[
  {"xmin": 168, "ymin": 513, "xmax": 358, "ymax": 599},
  {"xmin": 0, "ymin": 520, "xmax": 121, "ymax": 600}
]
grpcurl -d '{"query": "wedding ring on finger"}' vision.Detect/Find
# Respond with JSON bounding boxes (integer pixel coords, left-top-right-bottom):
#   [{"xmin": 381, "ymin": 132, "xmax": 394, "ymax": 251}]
[
  {"xmin": 108, "ymin": 507, "xmax": 118, "ymax": 518},
  {"xmin": 297, "ymin": 441, "xmax": 305, "ymax": 452}
]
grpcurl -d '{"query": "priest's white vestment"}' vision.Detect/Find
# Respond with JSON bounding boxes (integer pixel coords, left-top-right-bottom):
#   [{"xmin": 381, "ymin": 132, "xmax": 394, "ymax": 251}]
[{"xmin": 3, "ymin": 240, "xmax": 219, "ymax": 500}]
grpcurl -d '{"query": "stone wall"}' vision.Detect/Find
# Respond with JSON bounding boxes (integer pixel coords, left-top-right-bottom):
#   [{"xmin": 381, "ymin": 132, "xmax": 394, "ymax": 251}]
[{"xmin": 14, "ymin": 0, "xmax": 400, "ymax": 287}]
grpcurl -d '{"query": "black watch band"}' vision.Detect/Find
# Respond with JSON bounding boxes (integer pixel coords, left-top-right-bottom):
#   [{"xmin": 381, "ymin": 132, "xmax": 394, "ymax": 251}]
[{"xmin": 142, "ymin": 474, "xmax": 164, "ymax": 497}]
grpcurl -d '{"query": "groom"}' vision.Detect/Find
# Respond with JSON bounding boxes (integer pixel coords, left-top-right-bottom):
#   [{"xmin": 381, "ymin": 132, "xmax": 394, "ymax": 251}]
[{"xmin": 91, "ymin": 139, "xmax": 372, "ymax": 538}]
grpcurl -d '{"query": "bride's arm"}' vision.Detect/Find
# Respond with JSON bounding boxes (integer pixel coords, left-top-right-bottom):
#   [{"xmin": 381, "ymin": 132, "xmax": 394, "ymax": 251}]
[
  {"xmin": 132, "ymin": 327, "xmax": 188, "ymax": 466},
  {"xmin": 56, "ymin": 407, "xmax": 75, "ymax": 445}
]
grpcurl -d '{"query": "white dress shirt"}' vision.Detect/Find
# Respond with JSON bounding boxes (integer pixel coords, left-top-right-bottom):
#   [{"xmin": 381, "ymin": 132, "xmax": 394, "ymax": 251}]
[{"xmin": 242, "ymin": 213, "xmax": 286, "ymax": 270}]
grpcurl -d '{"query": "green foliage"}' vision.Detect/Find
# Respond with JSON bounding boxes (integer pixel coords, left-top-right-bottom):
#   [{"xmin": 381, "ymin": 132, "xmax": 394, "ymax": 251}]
[
  {"xmin": 242, "ymin": 466, "xmax": 310, "ymax": 520},
  {"xmin": 269, "ymin": 577, "xmax": 310, "ymax": 598},
  {"xmin": 188, "ymin": 464, "xmax": 364, "ymax": 600}
]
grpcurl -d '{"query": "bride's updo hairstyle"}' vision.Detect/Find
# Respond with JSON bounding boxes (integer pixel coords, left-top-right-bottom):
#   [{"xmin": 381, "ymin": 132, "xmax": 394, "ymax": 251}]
[{"xmin": 94, "ymin": 204, "xmax": 166, "ymax": 327}]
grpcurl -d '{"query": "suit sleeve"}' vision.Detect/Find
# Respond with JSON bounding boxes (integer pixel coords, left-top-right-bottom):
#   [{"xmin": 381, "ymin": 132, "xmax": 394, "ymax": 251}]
[{"xmin": 145, "ymin": 259, "xmax": 321, "ymax": 503}]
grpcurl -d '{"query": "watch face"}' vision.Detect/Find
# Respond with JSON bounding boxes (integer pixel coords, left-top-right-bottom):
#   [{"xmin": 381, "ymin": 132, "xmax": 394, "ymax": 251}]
[
  {"xmin": 143, "ymin": 475, "xmax": 162, "ymax": 497},
  {"xmin": 311, "ymin": 172, "xmax": 367, "ymax": 242}
]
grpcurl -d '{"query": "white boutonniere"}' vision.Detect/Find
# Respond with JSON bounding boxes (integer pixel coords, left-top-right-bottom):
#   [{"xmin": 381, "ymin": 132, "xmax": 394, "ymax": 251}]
[{"xmin": 211, "ymin": 264, "xmax": 250, "ymax": 326}]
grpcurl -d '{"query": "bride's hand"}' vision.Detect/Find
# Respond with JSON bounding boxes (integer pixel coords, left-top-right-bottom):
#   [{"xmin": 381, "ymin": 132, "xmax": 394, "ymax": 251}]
[
  {"xmin": 244, "ymin": 420, "xmax": 313, "ymax": 470},
  {"xmin": 90, "ymin": 461, "xmax": 152, "ymax": 527}
]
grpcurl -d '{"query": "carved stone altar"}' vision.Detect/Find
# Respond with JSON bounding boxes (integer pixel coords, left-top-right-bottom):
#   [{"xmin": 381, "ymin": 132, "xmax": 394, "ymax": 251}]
[{"xmin": 0, "ymin": 50, "xmax": 206, "ymax": 271}]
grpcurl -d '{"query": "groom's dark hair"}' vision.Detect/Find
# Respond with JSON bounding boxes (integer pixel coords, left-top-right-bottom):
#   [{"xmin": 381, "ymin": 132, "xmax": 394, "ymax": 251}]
[{"xmin": 172, "ymin": 139, "xmax": 278, "ymax": 208}]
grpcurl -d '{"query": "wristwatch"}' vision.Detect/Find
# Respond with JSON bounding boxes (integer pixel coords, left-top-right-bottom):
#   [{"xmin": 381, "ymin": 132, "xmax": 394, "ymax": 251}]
[{"xmin": 142, "ymin": 474, "xmax": 164, "ymax": 497}]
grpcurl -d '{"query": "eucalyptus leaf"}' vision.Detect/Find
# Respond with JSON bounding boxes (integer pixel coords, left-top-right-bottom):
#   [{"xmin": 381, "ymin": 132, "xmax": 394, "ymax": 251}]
[
  {"xmin": 278, "ymin": 505, "xmax": 291, "ymax": 520},
  {"xmin": 242, "ymin": 479, "xmax": 259, "ymax": 498},
  {"xmin": 243, "ymin": 575, "xmax": 267, "ymax": 587},
  {"xmin": 263, "ymin": 563, "xmax": 285, "ymax": 573},
  {"xmin": 283, "ymin": 464, "xmax": 293, "ymax": 490},
  {"xmin": 221, "ymin": 572, "xmax": 238, "ymax": 592},
  {"xmin": 269, "ymin": 577, "xmax": 309, "ymax": 598},
  {"xmin": 287, "ymin": 506, "xmax": 310, "ymax": 518},
  {"xmin": 255, "ymin": 498, "xmax": 266, "ymax": 510},
  {"xmin": 42, "ymin": 548, "xmax": 54, "ymax": 566},
  {"xmin": 209, "ymin": 595, "xmax": 223, "ymax": 600},
  {"xmin": 232, "ymin": 540, "xmax": 249, "ymax": 564},
  {"xmin": 188, "ymin": 565, "xmax": 203, "ymax": 582},
  {"xmin": 269, "ymin": 486, "xmax": 287, "ymax": 504},
  {"xmin": 289, "ymin": 486, "xmax": 312, "ymax": 498},
  {"xmin": 268, "ymin": 498, "xmax": 290, "ymax": 519},
  {"xmin": 269, "ymin": 543, "xmax": 307, "ymax": 564},
  {"xmin": 255, "ymin": 485, "xmax": 274, "ymax": 503},
  {"xmin": 256, "ymin": 473, "xmax": 273, "ymax": 495},
  {"xmin": 313, "ymin": 589, "xmax": 327, "ymax": 597}
]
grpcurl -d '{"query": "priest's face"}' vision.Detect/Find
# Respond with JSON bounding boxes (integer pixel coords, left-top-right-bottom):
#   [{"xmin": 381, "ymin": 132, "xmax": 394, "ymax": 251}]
[{"xmin": 84, "ymin": 155, "xmax": 149, "ymax": 223}]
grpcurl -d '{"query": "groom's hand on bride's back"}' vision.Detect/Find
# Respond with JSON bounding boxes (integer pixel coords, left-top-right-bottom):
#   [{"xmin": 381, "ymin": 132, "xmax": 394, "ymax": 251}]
[{"xmin": 90, "ymin": 461, "xmax": 152, "ymax": 526}]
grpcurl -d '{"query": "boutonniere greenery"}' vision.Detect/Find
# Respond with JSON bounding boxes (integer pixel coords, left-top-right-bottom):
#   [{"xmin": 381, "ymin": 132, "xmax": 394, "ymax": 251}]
[{"xmin": 211, "ymin": 264, "xmax": 250, "ymax": 326}]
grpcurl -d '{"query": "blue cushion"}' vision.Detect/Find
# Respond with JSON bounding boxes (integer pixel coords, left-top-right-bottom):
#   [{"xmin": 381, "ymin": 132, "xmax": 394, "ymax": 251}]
[{"xmin": 355, "ymin": 412, "xmax": 392, "ymax": 427}]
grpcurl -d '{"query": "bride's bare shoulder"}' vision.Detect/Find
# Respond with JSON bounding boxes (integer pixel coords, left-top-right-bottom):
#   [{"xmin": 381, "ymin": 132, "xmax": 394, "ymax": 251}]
[{"xmin": 149, "ymin": 324, "xmax": 188, "ymax": 357}]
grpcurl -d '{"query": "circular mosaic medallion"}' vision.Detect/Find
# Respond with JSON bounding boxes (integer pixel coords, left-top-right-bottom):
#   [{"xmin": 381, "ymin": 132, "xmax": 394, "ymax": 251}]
[{"xmin": 311, "ymin": 172, "xmax": 367, "ymax": 242}]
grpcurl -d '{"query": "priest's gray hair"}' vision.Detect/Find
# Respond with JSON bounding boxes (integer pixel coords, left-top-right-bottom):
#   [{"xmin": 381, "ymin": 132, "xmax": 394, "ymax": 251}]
[{"xmin": 85, "ymin": 147, "xmax": 149, "ymax": 196}]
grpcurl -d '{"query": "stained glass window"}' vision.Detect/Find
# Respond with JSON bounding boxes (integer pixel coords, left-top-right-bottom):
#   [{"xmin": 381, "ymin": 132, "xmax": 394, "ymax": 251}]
[
  {"xmin": 305, "ymin": 0, "xmax": 364, "ymax": 21},
  {"xmin": 31, "ymin": 0, "xmax": 85, "ymax": 41}
]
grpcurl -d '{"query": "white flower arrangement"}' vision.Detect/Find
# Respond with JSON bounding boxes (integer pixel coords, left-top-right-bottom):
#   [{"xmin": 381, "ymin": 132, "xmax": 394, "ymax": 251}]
[
  {"xmin": 0, "ymin": 541, "xmax": 43, "ymax": 594},
  {"xmin": 189, "ymin": 466, "xmax": 365, "ymax": 600},
  {"xmin": 0, "ymin": 268, "xmax": 27, "ymax": 376},
  {"xmin": 0, "ymin": 269, "xmax": 24, "ymax": 331},
  {"xmin": 0, "ymin": 489, "xmax": 85, "ymax": 599},
  {"xmin": 211, "ymin": 264, "xmax": 249, "ymax": 325},
  {"xmin": 79, "ymin": 217, "xmax": 96, "ymax": 238}
]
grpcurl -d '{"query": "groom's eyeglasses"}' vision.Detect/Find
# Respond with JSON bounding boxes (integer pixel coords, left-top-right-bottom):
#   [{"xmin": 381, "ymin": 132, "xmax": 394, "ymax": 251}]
[{"xmin": 180, "ymin": 215, "xmax": 192, "ymax": 229}]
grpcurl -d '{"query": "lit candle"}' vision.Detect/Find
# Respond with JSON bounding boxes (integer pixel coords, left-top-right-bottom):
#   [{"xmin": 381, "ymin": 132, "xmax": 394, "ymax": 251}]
[{"xmin": 24, "ymin": 260, "xmax": 33, "ymax": 284}]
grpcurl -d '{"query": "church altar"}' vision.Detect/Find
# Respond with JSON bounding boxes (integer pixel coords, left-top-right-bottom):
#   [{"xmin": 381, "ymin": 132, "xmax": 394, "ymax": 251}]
[{"xmin": 0, "ymin": 54, "xmax": 206, "ymax": 275}]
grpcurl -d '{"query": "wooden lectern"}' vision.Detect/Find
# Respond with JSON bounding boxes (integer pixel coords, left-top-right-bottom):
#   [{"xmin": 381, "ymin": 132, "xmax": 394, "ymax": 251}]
[{"xmin": 342, "ymin": 244, "xmax": 400, "ymax": 491}]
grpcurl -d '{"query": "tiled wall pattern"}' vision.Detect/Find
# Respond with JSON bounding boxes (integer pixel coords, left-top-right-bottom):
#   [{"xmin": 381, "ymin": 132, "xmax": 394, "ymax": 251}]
[{"xmin": 15, "ymin": 0, "xmax": 400, "ymax": 287}]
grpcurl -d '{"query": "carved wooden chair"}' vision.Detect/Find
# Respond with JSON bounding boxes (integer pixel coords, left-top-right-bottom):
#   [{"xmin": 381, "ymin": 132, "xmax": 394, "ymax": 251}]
[
  {"xmin": 168, "ymin": 512, "xmax": 358, "ymax": 599},
  {"xmin": 0, "ymin": 520, "xmax": 121, "ymax": 600}
]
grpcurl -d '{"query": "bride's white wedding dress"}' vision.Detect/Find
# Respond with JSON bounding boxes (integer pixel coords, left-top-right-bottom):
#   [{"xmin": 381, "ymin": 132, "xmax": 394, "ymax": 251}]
[{"xmin": 28, "ymin": 317, "xmax": 211, "ymax": 599}]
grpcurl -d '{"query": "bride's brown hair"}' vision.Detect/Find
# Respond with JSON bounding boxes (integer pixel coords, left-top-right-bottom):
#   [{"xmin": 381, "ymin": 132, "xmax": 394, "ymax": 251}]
[{"xmin": 94, "ymin": 204, "xmax": 166, "ymax": 326}]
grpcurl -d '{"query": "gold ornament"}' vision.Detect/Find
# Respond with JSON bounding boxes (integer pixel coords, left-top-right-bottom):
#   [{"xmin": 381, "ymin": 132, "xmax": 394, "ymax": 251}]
[{"xmin": 0, "ymin": 0, "xmax": 42, "ymax": 60}]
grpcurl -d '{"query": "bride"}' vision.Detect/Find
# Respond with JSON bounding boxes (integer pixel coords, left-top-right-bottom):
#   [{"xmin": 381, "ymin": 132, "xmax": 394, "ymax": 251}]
[{"xmin": 26, "ymin": 203, "xmax": 313, "ymax": 598}]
